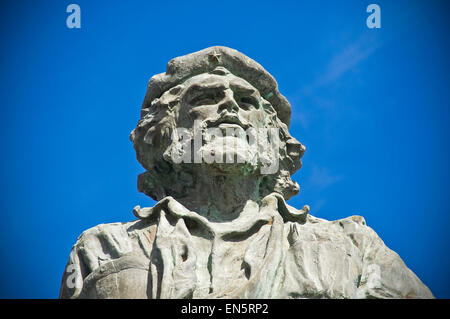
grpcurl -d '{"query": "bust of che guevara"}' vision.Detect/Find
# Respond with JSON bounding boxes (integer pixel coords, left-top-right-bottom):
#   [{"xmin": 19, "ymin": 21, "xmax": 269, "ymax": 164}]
[{"xmin": 59, "ymin": 46, "xmax": 433, "ymax": 299}]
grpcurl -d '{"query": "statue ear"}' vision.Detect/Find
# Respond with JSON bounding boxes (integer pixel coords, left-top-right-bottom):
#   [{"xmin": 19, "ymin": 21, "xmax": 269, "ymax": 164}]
[{"xmin": 286, "ymin": 138, "xmax": 305, "ymax": 173}]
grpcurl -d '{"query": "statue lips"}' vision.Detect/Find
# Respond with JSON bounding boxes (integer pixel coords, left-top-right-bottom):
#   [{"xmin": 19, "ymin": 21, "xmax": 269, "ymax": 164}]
[{"xmin": 205, "ymin": 112, "xmax": 250, "ymax": 131}]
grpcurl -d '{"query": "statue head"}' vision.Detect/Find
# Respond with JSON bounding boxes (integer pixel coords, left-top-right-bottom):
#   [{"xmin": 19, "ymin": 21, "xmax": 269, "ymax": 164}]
[{"xmin": 130, "ymin": 46, "xmax": 305, "ymax": 203}]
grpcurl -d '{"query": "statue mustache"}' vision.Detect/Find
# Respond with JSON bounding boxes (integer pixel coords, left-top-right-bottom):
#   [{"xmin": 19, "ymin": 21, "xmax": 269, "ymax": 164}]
[{"xmin": 203, "ymin": 111, "xmax": 252, "ymax": 130}]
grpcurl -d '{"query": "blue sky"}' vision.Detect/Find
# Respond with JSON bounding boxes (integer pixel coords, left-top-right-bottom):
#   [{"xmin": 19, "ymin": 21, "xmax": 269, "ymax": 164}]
[{"xmin": 0, "ymin": 0, "xmax": 449, "ymax": 298}]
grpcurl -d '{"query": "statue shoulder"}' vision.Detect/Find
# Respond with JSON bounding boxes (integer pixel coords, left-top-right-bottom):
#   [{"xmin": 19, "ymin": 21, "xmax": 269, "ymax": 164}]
[
  {"xmin": 304, "ymin": 213, "xmax": 381, "ymax": 250},
  {"xmin": 60, "ymin": 218, "xmax": 157, "ymax": 299},
  {"xmin": 285, "ymin": 208, "xmax": 374, "ymax": 250},
  {"xmin": 73, "ymin": 218, "xmax": 158, "ymax": 261},
  {"xmin": 75, "ymin": 221, "xmax": 136, "ymax": 251},
  {"xmin": 283, "ymin": 212, "xmax": 433, "ymax": 298},
  {"xmin": 305, "ymin": 213, "xmax": 434, "ymax": 298}
]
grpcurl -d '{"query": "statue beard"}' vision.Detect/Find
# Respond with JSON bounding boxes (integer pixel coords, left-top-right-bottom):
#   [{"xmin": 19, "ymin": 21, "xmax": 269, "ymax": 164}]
[
  {"xmin": 163, "ymin": 126, "xmax": 280, "ymax": 177},
  {"xmin": 198, "ymin": 134, "xmax": 259, "ymax": 175}
]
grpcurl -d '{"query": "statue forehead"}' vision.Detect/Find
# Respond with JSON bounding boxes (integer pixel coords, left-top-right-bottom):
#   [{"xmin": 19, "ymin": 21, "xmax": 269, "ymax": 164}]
[{"xmin": 181, "ymin": 72, "xmax": 260, "ymax": 94}]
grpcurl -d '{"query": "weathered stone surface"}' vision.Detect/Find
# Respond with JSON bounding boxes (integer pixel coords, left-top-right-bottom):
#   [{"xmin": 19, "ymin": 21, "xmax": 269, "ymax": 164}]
[{"xmin": 60, "ymin": 46, "xmax": 433, "ymax": 299}]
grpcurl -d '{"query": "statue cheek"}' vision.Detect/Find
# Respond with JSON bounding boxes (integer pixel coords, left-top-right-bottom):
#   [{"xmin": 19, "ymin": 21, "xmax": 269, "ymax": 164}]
[
  {"xmin": 245, "ymin": 109, "xmax": 266, "ymax": 126},
  {"xmin": 188, "ymin": 105, "xmax": 219, "ymax": 121}
]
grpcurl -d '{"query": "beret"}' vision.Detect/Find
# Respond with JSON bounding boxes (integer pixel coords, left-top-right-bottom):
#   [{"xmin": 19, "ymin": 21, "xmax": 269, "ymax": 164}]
[{"xmin": 141, "ymin": 46, "xmax": 292, "ymax": 127}]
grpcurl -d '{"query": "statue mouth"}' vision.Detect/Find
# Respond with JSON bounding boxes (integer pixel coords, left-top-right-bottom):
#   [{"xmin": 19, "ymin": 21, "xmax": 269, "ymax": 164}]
[{"xmin": 205, "ymin": 113, "xmax": 250, "ymax": 130}]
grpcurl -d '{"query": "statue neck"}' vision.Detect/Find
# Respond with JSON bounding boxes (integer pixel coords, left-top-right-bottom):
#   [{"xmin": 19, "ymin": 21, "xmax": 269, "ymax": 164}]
[{"xmin": 175, "ymin": 172, "xmax": 262, "ymax": 222}]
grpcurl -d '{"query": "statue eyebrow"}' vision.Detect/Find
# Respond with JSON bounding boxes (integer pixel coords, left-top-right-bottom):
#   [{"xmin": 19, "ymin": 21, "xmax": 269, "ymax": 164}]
[
  {"xmin": 229, "ymin": 82, "xmax": 257, "ymax": 95},
  {"xmin": 184, "ymin": 82, "xmax": 227, "ymax": 97}
]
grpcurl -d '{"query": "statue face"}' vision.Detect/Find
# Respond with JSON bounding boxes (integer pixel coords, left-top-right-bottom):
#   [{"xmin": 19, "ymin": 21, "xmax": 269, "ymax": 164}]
[
  {"xmin": 133, "ymin": 69, "xmax": 303, "ymax": 200},
  {"xmin": 177, "ymin": 71, "xmax": 267, "ymax": 130},
  {"xmin": 131, "ymin": 49, "xmax": 304, "ymax": 201},
  {"xmin": 161, "ymin": 70, "xmax": 280, "ymax": 175}
]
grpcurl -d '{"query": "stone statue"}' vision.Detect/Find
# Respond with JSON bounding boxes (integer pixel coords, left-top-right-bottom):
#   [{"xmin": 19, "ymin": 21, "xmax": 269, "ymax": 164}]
[{"xmin": 59, "ymin": 46, "xmax": 433, "ymax": 299}]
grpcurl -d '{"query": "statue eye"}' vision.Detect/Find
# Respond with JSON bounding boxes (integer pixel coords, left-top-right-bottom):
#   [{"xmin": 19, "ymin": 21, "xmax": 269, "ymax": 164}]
[
  {"xmin": 238, "ymin": 96, "xmax": 259, "ymax": 110},
  {"xmin": 189, "ymin": 91, "xmax": 223, "ymax": 106}
]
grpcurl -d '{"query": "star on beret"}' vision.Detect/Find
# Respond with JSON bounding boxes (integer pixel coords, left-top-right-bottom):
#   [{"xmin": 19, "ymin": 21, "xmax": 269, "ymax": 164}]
[{"xmin": 208, "ymin": 50, "xmax": 221, "ymax": 62}]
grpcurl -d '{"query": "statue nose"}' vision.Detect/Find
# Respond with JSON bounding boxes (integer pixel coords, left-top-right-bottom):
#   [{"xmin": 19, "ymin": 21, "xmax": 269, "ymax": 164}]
[{"xmin": 218, "ymin": 90, "xmax": 239, "ymax": 113}]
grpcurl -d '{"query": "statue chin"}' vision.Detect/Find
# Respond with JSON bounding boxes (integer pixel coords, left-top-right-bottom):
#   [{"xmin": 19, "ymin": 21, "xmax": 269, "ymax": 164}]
[{"xmin": 197, "ymin": 136, "xmax": 260, "ymax": 175}]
